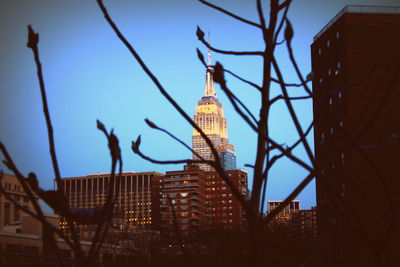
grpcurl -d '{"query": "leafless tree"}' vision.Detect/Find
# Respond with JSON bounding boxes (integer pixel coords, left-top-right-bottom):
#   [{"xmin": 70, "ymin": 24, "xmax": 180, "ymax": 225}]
[
  {"xmin": 1, "ymin": 1, "xmax": 397, "ymax": 266},
  {"xmin": 96, "ymin": 0, "xmax": 398, "ymax": 266},
  {"xmin": 0, "ymin": 25, "xmax": 123, "ymax": 267}
]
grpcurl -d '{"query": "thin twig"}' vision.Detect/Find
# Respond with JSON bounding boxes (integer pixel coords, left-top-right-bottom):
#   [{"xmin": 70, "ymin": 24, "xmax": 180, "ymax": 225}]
[
  {"xmin": 0, "ymin": 146, "xmax": 69, "ymax": 266},
  {"xmin": 27, "ymin": 26, "xmax": 62, "ymax": 188},
  {"xmin": 224, "ymin": 68, "xmax": 262, "ymax": 91},
  {"xmin": 198, "ymin": 34, "xmax": 263, "ymax": 56},
  {"xmin": 198, "ymin": 0, "xmax": 262, "ymax": 29},
  {"xmin": 272, "ymin": 57, "xmax": 315, "ymax": 167},
  {"xmin": 144, "ymin": 118, "xmax": 205, "ymax": 161}
]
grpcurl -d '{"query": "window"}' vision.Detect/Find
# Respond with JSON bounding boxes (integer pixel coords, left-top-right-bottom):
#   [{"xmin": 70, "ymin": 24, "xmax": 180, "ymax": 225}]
[
  {"xmin": 327, "ymin": 39, "xmax": 331, "ymax": 47},
  {"xmin": 328, "ymin": 68, "xmax": 331, "ymax": 76},
  {"xmin": 338, "ymin": 91, "xmax": 342, "ymax": 98},
  {"xmin": 318, "ymin": 48, "xmax": 322, "ymax": 55},
  {"xmin": 4, "ymin": 203, "xmax": 10, "ymax": 225},
  {"xmin": 336, "ymin": 31, "xmax": 340, "ymax": 38},
  {"xmin": 339, "ymin": 121, "xmax": 343, "ymax": 127},
  {"xmin": 180, "ymin": 193, "xmax": 188, "ymax": 197},
  {"xmin": 14, "ymin": 204, "xmax": 19, "ymax": 221},
  {"xmin": 329, "ymin": 98, "xmax": 333, "ymax": 105}
]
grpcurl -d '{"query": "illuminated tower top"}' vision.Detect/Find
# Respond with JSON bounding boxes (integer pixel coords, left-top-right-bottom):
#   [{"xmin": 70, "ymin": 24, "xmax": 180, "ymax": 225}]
[{"xmin": 192, "ymin": 39, "xmax": 236, "ymax": 171}]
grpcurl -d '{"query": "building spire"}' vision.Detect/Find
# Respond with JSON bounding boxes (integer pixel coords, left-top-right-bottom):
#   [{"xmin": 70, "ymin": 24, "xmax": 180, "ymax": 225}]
[
  {"xmin": 204, "ymin": 31, "xmax": 216, "ymax": 97},
  {"xmin": 207, "ymin": 31, "xmax": 211, "ymax": 66}
]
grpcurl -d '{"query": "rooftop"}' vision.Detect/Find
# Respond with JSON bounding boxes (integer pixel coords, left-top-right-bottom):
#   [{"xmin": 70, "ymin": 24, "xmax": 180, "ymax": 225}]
[{"xmin": 314, "ymin": 5, "xmax": 400, "ymax": 40}]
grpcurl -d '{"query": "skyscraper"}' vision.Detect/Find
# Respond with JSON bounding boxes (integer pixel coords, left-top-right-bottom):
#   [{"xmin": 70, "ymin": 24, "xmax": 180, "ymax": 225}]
[
  {"xmin": 312, "ymin": 5, "xmax": 400, "ymax": 266},
  {"xmin": 192, "ymin": 47, "xmax": 236, "ymax": 171}
]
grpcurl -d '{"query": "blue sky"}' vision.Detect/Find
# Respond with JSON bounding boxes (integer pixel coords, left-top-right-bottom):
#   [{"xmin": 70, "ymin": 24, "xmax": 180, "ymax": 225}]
[{"xmin": 1, "ymin": 0, "xmax": 398, "ymax": 211}]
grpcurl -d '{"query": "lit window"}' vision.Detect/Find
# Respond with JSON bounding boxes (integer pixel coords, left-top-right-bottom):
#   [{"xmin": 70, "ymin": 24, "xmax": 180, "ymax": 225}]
[
  {"xmin": 329, "ymin": 98, "xmax": 333, "ymax": 105},
  {"xmin": 328, "ymin": 68, "xmax": 331, "ymax": 76},
  {"xmin": 330, "ymin": 127, "xmax": 334, "ymax": 135},
  {"xmin": 327, "ymin": 39, "xmax": 330, "ymax": 47},
  {"xmin": 336, "ymin": 31, "xmax": 340, "ymax": 39},
  {"xmin": 338, "ymin": 91, "xmax": 342, "ymax": 98}
]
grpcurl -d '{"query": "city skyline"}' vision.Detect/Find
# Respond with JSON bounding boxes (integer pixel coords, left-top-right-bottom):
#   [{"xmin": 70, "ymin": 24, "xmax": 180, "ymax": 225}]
[{"xmin": 1, "ymin": 0, "xmax": 399, "ymax": 212}]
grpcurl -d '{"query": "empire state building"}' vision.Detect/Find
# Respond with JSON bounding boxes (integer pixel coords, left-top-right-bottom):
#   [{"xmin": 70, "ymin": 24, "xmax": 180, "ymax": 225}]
[{"xmin": 192, "ymin": 49, "xmax": 236, "ymax": 171}]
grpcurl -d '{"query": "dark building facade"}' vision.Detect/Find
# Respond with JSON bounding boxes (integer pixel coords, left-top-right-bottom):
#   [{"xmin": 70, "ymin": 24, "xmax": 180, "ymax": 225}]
[{"xmin": 312, "ymin": 5, "xmax": 400, "ymax": 266}]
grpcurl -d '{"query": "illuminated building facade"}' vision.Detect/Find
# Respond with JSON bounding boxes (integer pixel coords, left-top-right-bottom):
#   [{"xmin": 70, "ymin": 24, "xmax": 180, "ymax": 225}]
[
  {"xmin": 160, "ymin": 166, "xmax": 207, "ymax": 238},
  {"xmin": 160, "ymin": 166, "xmax": 248, "ymax": 237},
  {"xmin": 268, "ymin": 200, "xmax": 300, "ymax": 222},
  {"xmin": 312, "ymin": 6, "xmax": 400, "ymax": 266},
  {"xmin": 205, "ymin": 169, "xmax": 248, "ymax": 231},
  {"xmin": 192, "ymin": 48, "xmax": 236, "ymax": 171},
  {"xmin": 58, "ymin": 171, "xmax": 163, "ymax": 238}
]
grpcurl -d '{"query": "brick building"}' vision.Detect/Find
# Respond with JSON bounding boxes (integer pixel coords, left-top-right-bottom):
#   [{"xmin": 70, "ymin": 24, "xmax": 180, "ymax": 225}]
[{"xmin": 312, "ymin": 5, "xmax": 400, "ymax": 266}]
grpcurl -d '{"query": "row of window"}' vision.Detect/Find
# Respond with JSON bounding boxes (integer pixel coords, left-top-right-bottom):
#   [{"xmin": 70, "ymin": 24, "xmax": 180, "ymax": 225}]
[{"xmin": 317, "ymin": 31, "xmax": 341, "ymax": 56}]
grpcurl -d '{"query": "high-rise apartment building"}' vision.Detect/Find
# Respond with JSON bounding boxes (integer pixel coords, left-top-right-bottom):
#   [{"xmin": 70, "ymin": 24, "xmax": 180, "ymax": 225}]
[
  {"xmin": 205, "ymin": 169, "xmax": 248, "ymax": 231},
  {"xmin": 160, "ymin": 166, "xmax": 207, "ymax": 238},
  {"xmin": 58, "ymin": 171, "xmax": 163, "ymax": 238},
  {"xmin": 312, "ymin": 5, "xmax": 400, "ymax": 266},
  {"xmin": 159, "ymin": 166, "xmax": 248, "ymax": 238},
  {"xmin": 192, "ymin": 48, "xmax": 236, "ymax": 171}
]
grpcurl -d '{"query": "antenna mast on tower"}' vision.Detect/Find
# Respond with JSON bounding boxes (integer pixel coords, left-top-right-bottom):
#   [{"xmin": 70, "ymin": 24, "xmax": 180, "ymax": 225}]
[{"xmin": 207, "ymin": 31, "xmax": 211, "ymax": 67}]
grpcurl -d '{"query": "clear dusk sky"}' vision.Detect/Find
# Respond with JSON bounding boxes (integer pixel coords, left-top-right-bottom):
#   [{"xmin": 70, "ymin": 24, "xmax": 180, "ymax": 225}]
[{"xmin": 1, "ymin": 0, "xmax": 398, "ymax": 212}]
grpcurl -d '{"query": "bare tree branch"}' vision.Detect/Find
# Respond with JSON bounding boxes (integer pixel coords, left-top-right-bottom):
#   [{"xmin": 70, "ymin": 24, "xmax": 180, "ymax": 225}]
[
  {"xmin": 0, "ymin": 146, "xmax": 69, "ymax": 266},
  {"xmin": 144, "ymin": 118, "xmax": 205, "ymax": 161},
  {"xmin": 284, "ymin": 20, "xmax": 313, "ymax": 96},
  {"xmin": 224, "ymin": 68, "xmax": 262, "ymax": 91},
  {"xmin": 198, "ymin": 0, "xmax": 262, "ymax": 29},
  {"xmin": 27, "ymin": 26, "xmax": 62, "ymax": 189},
  {"xmin": 272, "ymin": 57, "xmax": 315, "ymax": 166},
  {"xmin": 197, "ymin": 27, "xmax": 263, "ymax": 56}
]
